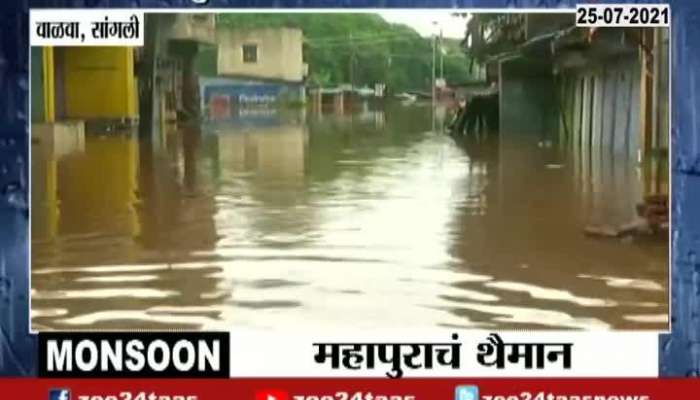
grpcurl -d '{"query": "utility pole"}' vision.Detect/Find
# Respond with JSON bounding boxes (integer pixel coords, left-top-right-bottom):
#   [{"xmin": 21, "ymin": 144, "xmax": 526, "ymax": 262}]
[
  {"xmin": 439, "ymin": 29, "xmax": 444, "ymax": 79},
  {"xmin": 431, "ymin": 23, "xmax": 437, "ymax": 133},
  {"xmin": 349, "ymin": 32, "xmax": 355, "ymax": 92},
  {"xmin": 431, "ymin": 26, "xmax": 436, "ymax": 108}
]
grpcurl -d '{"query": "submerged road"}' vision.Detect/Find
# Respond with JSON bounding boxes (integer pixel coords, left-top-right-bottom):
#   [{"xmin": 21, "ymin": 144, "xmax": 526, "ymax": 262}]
[{"xmin": 31, "ymin": 104, "xmax": 668, "ymax": 331}]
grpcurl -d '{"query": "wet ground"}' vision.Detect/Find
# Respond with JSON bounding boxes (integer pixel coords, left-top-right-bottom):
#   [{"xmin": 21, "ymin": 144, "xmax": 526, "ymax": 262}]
[{"xmin": 31, "ymin": 103, "xmax": 668, "ymax": 331}]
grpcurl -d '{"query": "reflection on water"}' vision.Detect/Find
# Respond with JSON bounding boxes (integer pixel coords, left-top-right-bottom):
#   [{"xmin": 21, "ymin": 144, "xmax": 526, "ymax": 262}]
[{"xmin": 31, "ymin": 104, "xmax": 668, "ymax": 331}]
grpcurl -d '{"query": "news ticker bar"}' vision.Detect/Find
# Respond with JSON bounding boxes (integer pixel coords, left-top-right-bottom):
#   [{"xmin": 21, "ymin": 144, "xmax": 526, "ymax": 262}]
[
  {"xmin": 37, "ymin": 331, "xmax": 658, "ymax": 378},
  {"xmin": 6, "ymin": 378, "xmax": 700, "ymax": 400}
]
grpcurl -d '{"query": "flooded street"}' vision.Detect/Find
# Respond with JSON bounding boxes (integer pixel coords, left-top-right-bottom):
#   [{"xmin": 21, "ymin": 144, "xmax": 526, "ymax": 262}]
[{"xmin": 31, "ymin": 104, "xmax": 668, "ymax": 331}]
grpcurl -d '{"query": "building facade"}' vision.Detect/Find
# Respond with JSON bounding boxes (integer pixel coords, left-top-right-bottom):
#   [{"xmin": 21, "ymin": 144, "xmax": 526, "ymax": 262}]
[
  {"xmin": 217, "ymin": 27, "xmax": 305, "ymax": 83},
  {"xmin": 200, "ymin": 27, "xmax": 307, "ymax": 116}
]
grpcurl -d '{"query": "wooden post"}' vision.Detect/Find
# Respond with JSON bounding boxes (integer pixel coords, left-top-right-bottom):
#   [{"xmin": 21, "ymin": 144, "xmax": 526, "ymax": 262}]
[{"xmin": 639, "ymin": 28, "xmax": 654, "ymax": 161}]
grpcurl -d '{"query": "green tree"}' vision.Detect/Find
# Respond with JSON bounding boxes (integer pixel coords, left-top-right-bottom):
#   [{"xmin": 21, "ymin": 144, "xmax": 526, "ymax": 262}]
[{"xmin": 198, "ymin": 13, "xmax": 476, "ymax": 92}]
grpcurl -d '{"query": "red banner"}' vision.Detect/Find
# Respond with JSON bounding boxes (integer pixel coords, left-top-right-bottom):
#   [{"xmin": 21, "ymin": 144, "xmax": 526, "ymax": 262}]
[{"xmin": 4, "ymin": 378, "xmax": 699, "ymax": 400}]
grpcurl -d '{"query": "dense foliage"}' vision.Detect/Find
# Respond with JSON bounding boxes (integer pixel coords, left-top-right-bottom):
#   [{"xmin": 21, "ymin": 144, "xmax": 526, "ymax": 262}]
[{"xmin": 196, "ymin": 13, "xmax": 474, "ymax": 92}]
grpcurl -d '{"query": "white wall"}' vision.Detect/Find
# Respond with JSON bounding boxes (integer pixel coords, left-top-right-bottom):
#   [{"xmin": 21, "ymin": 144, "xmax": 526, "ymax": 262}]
[{"xmin": 217, "ymin": 27, "xmax": 304, "ymax": 83}]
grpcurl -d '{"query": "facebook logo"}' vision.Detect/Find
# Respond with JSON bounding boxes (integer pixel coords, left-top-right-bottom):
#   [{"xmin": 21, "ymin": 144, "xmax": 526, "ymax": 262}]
[
  {"xmin": 455, "ymin": 385, "xmax": 479, "ymax": 400},
  {"xmin": 49, "ymin": 389, "xmax": 71, "ymax": 400}
]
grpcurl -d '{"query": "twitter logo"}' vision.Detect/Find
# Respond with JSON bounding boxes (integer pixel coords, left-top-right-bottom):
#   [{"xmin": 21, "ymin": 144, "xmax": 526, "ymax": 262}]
[{"xmin": 455, "ymin": 385, "xmax": 479, "ymax": 400}]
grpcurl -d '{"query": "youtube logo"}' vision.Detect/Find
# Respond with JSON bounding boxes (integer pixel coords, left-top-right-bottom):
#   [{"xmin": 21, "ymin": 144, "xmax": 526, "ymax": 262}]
[{"xmin": 255, "ymin": 389, "xmax": 290, "ymax": 400}]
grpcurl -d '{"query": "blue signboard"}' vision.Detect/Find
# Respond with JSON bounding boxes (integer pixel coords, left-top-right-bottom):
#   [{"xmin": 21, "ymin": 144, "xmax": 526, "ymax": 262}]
[{"xmin": 204, "ymin": 83, "xmax": 283, "ymax": 106}]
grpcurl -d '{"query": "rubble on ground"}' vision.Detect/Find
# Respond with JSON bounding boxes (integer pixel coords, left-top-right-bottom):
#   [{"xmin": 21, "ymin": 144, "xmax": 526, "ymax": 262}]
[{"xmin": 584, "ymin": 194, "xmax": 668, "ymax": 238}]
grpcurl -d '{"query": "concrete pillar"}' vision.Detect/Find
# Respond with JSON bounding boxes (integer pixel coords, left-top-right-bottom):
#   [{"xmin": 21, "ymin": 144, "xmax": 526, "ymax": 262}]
[
  {"xmin": 139, "ymin": 14, "xmax": 161, "ymax": 142},
  {"xmin": 333, "ymin": 92, "xmax": 344, "ymax": 115},
  {"xmin": 171, "ymin": 41, "xmax": 201, "ymax": 121},
  {"xmin": 62, "ymin": 47, "xmax": 136, "ymax": 120},
  {"xmin": 31, "ymin": 47, "xmax": 55, "ymax": 123},
  {"xmin": 310, "ymin": 89, "xmax": 322, "ymax": 114}
]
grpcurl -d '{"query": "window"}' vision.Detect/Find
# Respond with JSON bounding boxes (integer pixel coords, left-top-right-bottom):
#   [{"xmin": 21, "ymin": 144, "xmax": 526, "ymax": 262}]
[{"xmin": 242, "ymin": 44, "xmax": 258, "ymax": 63}]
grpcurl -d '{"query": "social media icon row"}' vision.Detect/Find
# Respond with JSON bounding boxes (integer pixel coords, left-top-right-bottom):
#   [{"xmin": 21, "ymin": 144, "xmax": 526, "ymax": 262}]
[{"xmin": 51, "ymin": 385, "xmax": 478, "ymax": 400}]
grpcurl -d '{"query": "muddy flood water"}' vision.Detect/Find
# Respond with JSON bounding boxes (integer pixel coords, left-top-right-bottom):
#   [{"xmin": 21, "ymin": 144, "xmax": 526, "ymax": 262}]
[{"xmin": 31, "ymin": 104, "xmax": 668, "ymax": 331}]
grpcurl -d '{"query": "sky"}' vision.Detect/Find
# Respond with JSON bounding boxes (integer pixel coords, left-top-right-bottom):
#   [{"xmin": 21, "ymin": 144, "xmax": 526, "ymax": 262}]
[{"xmin": 377, "ymin": 11, "xmax": 469, "ymax": 39}]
